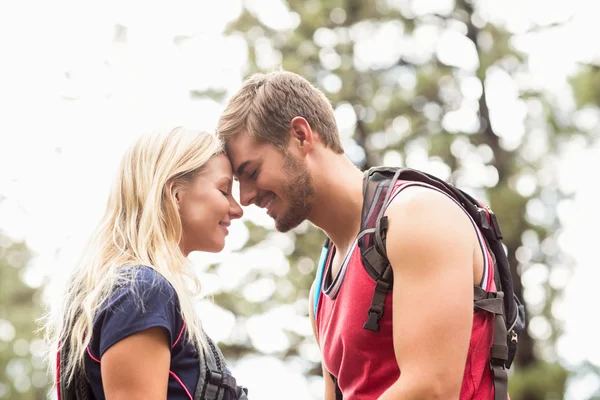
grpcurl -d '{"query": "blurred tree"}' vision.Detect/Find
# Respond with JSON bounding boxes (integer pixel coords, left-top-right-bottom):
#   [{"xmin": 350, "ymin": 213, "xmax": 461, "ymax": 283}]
[
  {"xmin": 571, "ymin": 64, "xmax": 600, "ymax": 109},
  {"xmin": 570, "ymin": 63, "xmax": 600, "ymax": 145},
  {"xmin": 0, "ymin": 233, "xmax": 49, "ymax": 399},
  {"xmin": 199, "ymin": 0, "xmax": 587, "ymax": 398}
]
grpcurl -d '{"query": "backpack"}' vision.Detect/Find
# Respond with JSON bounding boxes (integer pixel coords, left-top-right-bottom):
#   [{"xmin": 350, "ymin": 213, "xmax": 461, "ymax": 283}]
[
  {"xmin": 314, "ymin": 166, "xmax": 526, "ymax": 400},
  {"xmin": 56, "ymin": 333, "xmax": 249, "ymax": 400}
]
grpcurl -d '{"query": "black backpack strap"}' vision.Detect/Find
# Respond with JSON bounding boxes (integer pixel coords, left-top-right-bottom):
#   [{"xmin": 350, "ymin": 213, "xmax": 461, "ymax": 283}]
[
  {"xmin": 57, "ymin": 335, "xmax": 94, "ymax": 400},
  {"xmin": 473, "ymin": 198, "xmax": 526, "ymax": 370},
  {"xmin": 361, "ymin": 167, "xmax": 403, "ymax": 332},
  {"xmin": 57, "ymin": 339, "xmax": 70, "ymax": 400},
  {"xmin": 329, "ymin": 373, "xmax": 343, "ymax": 400},
  {"xmin": 73, "ymin": 375, "xmax": 94, "ymax": 400},
  {"xmin": 474, "ymin": 287, "xmax": 509, "ymax": 400},
  {"xmin": 196, "ymin": 335, "xmax": 248, "ymax": 400},
  {"xmin": 196, "ymin": 336, "xmax": 223, "ymax": 400}
]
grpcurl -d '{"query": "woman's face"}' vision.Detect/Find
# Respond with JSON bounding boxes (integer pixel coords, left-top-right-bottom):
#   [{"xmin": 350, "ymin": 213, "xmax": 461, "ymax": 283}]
[{"xmin": 177, "ymin": 154, "xmax": 243, "ymax": 254}]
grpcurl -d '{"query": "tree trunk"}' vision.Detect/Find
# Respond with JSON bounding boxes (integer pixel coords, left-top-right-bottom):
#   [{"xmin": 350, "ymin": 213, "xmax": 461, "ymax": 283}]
[{"xmin": 459, "ymin": 0, "xmax": 537, "ymax": 371}]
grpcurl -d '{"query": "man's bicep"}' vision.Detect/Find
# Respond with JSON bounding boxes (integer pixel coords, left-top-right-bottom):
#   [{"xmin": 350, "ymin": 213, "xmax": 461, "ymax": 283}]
[{"xmin": 384, "ymin": 188, "xmax": 475, "ymax": 392}]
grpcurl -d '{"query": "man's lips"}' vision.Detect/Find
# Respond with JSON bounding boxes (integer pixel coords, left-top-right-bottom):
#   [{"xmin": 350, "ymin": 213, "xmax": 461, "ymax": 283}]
[
  {"xmin": 258, "ymin": 193, "xmax": 275, "ymax": 210},
  {"xmin": 264, "ymin": 196, "xmax": 274, "ymax": 214}
]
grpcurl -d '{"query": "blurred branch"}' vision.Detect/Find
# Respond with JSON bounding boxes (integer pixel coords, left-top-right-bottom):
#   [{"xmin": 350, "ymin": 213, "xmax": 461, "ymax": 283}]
[
  {"xmin": 460, "ymin": 0, "xmax": 510, "ymax": 182},
  {"xmin": 345, "ymin": 0, "xmax": 376, "ymax": 170},
  {"xmin": 190, "ymin": 89, "xmax": 228, "ymax": 103},
  {"xmin": 575, "ymin": 61, "xmax": 600, "ymax": 70},
  {"xmin": 521, "ymin": 15, "xmax": 575, "ymax": 35},
  {"xmin": 355, "ymin": 119, "xmax": 373, "ymax": 170},
  {"xmin": 420, "ymin": 11, "xmax": 574, "ymax": 36}
]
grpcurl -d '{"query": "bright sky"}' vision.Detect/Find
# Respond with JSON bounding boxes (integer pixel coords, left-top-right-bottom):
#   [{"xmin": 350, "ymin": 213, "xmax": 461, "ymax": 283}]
[{"xmin": 0, "ymin": 0, "xmax": 599, "ymax": 398}]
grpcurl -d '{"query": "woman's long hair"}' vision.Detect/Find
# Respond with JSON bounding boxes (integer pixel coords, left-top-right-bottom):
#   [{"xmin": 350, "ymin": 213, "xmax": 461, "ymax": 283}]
[{"xmin": 41, "ymin": 127, "xmax": 223, "ymax": 385}]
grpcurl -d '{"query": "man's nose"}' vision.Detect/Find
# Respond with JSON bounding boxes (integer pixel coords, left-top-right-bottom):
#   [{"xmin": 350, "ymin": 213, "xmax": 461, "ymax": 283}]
[{"xmin": 239, "ymin": 181, "xmax": 257, "ymax": 207}]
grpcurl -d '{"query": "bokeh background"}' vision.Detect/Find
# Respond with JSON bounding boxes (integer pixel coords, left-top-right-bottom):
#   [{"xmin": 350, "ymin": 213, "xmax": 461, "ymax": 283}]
[{"xmin": 1, "ymin": 0, "xmax": 599, "ymax": 399}]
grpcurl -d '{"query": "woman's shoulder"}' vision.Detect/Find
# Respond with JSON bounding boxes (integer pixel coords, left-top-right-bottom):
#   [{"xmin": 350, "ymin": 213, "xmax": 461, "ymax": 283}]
[
  {"xmin": 119, "ymin": 265, "xmax": 177, "ymax": 298},
  {"xmin": 91, "ymin": 265, "xmax": 184, "ymax": 358},
  {"xmin": 97, "ymin": 265, "xmax": 181, "ymax": 318}
]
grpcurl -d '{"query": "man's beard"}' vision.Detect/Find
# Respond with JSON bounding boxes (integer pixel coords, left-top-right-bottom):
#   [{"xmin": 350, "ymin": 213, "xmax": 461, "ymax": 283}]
[{"xmin": 275, "ymin": 155, "xmax": 315, "ymax": 232}]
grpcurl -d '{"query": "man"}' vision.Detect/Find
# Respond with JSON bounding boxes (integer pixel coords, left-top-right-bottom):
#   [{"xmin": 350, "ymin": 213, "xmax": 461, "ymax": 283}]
[{"xmin": 217, "ymin": 70, "xmax": 499, "ymax": 399}]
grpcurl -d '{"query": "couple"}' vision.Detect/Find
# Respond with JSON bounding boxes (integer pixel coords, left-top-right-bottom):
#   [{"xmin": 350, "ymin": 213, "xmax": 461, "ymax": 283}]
[{"xmin": 45, "ymin": 71, "xmax": 512, "ymax": 400}]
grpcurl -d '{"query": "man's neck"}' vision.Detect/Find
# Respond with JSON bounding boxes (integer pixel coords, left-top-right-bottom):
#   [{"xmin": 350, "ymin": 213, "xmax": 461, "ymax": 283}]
[{"xmin": 308, "ymin": 154, "xmax": 365, "ymax": 249}]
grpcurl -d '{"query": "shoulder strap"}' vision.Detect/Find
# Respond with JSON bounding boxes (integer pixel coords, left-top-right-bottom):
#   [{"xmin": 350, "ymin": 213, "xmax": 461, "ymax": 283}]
[
  {"xmin": 313, "ymin": 237, "xmax": 331, "ymax": 320},
  {"xmin": 196, "ymin": 336, "xmax": 225, "ymax": 400},
  {"xmin": 56, "ymin": 334, "xmax": 94, "ymax": 400},
  {"xmin": 358, "ymin": 167, "xmax": 403, "ymax": 281},
  {"xmin": 330, "ymin": 373, "xmax": 343, "ymax": 400},
  {"xmin": 358, "ymin": 167, "xmax": 403, "ymax": 331},
  {"xmin": 195, "ymin": 335, "xmax": 248, "ymax": 400}
]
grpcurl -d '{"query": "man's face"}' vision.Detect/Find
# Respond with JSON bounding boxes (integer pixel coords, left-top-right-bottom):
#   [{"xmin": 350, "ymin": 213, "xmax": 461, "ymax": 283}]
[{"xmin": 226, "ymin": 134, "xmax": 315, "ymax": 232}]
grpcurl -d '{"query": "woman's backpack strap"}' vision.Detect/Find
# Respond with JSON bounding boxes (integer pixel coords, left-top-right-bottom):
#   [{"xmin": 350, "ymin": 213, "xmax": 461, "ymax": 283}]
[
  {"xmin": 195, "ymin": 335, "xmax": 248, "ymax": 400},
  {"xmin": 56, "ymin": 337, "xmax": 94, "ymax": 400}
]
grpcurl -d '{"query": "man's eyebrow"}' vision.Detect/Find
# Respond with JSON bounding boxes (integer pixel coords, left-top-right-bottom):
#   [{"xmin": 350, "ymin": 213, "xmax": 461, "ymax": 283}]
[{"xmin": 236, "ymin": 161, "xmax": 250, "ymax": 178}]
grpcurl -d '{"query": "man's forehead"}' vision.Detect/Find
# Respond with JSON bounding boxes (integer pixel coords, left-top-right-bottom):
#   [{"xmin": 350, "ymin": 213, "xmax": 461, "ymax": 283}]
[{"xmin": 225, "ymin": 135, "xmax": 259, "ymax": 175}]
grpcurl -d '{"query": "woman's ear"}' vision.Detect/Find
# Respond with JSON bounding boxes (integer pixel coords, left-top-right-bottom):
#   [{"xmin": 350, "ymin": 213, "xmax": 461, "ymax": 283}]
[{"xmin": 171, "ymin": 182, "xmax": 183, "ymax": 209}]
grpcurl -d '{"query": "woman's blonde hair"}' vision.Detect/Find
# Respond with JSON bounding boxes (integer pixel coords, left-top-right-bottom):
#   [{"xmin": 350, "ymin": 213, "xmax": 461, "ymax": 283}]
[{"xmin": 42, "ymin": 127, "xmax": 223, "ymax": 385}]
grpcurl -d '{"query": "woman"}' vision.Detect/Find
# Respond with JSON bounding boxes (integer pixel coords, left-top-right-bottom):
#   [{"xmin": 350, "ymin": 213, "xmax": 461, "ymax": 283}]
[{"xmin": 42, "ymin": 127, "xmax": 248, "ymax": 399}]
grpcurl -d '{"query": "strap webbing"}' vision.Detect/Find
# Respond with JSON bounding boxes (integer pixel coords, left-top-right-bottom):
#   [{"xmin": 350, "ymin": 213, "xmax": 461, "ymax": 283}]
[
  {"xmin": 475, "ymin": 288, "xmax": 510, "ymax": 400},
  {"xmin": 197, "ymin": 337, "xmax": 224, "ymax": 400},
  {"xmin": 195, "ymin": 335, "xmax": 249, "ymax": 400},
  {"xmin": 491, "ymin": 361, "xmax": 508, "ymax": 400},
  {"xmin": 475, "ymin": 287, "xmax": 509, "ymax": 399},
  {"xmin": 313, "ymin": 241, "xmax": 330, "ymax": 318},
  {"xmin": 363, "ymin": 265, "xmax": 393, "ymax": 332},
  {"xmin": 491, "ymin": 312, "xmax": 509, "ymax": 400},
  {"xmin": 330, "ymin": 373, "xmax": 343, "ymax": 400}
]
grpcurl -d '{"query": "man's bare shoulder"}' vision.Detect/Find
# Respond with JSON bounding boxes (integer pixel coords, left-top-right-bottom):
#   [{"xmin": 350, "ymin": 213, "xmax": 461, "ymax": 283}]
[{"xmin": 383, "ymin": 185, "xmax": 475, "ymax": 271}]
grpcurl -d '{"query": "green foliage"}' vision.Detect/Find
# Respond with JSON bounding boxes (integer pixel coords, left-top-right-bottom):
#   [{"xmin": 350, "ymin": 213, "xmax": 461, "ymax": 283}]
[
  {"xmin": 509, "ymin": 361, "xmax": 569, "ymax": 400},
  {"xmin": 0, "ymin": 234, "xmax": 49, "ymax": 399},
  {"xmin": 570, "ymin": 65, "xmax": 600, "ymax": 107}
]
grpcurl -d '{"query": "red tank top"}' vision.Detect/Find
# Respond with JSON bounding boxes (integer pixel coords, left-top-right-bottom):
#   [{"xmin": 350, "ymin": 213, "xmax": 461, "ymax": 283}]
[{"xmin": 315, "ymin": 182, "xmax": 497, "ymax": 399}]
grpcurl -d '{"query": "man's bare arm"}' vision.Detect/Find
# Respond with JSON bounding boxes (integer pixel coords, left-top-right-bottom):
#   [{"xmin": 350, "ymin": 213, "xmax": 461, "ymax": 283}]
[{"xmin": 378, "ymin": 187, "xmax": 475, "ymax": 400}]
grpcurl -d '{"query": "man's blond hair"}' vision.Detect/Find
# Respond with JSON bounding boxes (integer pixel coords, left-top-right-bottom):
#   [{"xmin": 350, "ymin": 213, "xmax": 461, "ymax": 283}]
[{"xmin": 217, "ymin": 70, "xmax": 344, "ymax": 154}]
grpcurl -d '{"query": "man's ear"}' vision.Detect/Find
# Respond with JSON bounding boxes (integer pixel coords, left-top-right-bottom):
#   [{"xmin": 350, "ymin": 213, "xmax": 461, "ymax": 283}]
[{"xmin": 290, "ymin": 116, "xmax": 313, "ymax": 156}]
